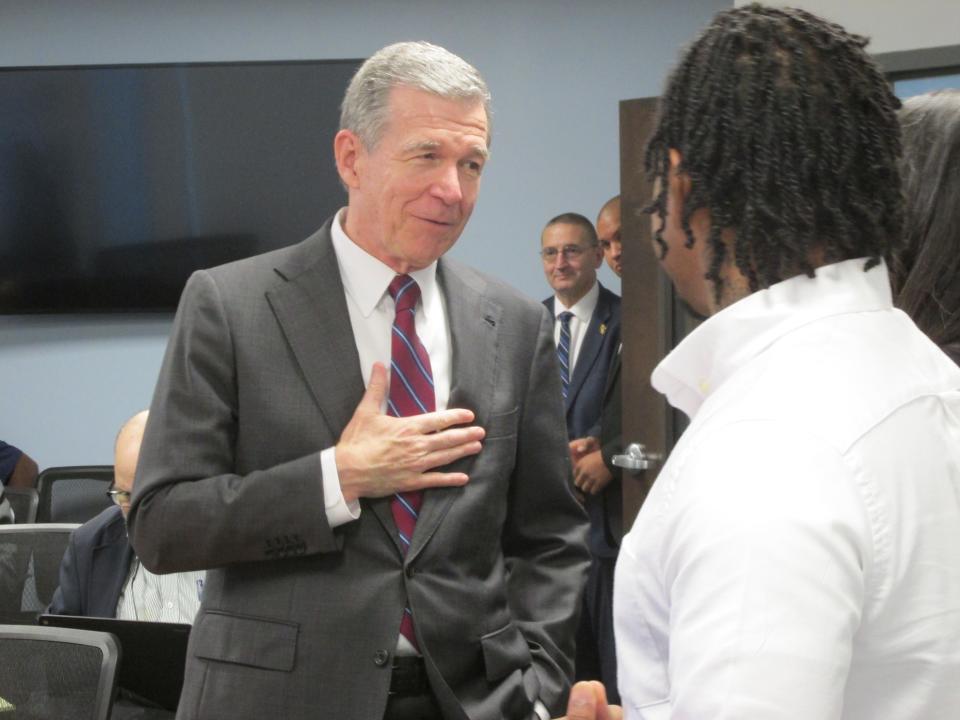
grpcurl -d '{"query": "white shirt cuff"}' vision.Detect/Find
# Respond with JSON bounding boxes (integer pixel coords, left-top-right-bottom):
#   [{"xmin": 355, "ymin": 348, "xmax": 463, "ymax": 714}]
[
  {"xmin": 532, "ymin": 700, "xmax": 549, "ymax": 720},
  {"xmin": 320, "ymin": 446, "xmax": 361, "ymax": 528}
]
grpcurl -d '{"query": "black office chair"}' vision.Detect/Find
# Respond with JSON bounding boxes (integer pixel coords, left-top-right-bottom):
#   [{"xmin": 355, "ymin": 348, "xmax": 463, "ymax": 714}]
[
  {"xmin": 36, "ymin": 466, "xmax": 114, "ymax": 524},
  {"xmin": 0, "ymin": 524, "xmax": 79, "ymax": 625},
  {"xmin": 0, "ymin": 494, "xmax": 12, "ymax": 525},
  {"xmin": 2, "ymin": 486, "xmax": 40, "ymax": 524},
  {"xmin": 0, "ymin": 624, "xmax": 120, "ymax": 720}
]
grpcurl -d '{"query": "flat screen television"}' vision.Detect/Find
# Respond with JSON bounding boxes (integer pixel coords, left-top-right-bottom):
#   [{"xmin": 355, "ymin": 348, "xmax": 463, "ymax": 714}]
[{"xmin": 0, "ymin": 59, "xmax": 361, "ymax": 314}]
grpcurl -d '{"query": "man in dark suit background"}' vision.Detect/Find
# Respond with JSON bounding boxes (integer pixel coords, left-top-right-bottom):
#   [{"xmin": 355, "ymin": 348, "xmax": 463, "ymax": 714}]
[
  {"xmin": 569, "ymin": 198, "xmax": 625, "ymax": 514},
  {"xmin": 540, "ymin": 213, "xmax": 621, "ymax": 703},
  {"xmin": 128, "ymin": 41, "xmax": 589, "ymax": 720},
  {"xmin": 49, "ymin": 411, "xmax": 203, "ymax": 622}
]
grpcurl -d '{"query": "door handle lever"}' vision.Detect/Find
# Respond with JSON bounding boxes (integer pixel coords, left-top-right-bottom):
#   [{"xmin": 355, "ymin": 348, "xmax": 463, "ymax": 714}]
[{"xmin": 612, "ymin": 443, "xmax": 663, "ymax": 473}]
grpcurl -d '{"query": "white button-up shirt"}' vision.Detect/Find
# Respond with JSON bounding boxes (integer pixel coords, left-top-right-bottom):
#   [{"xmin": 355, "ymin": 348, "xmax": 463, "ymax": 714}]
[
  {"xmin": 552, "ymin": 280, "xmax": 599, "ymax": 375},
  {"xmin": 319, "ymin": 208, "xmax": 452, "ymax": 527},
  {"xmin": 615, "ymin": 258, "xmax": 960, "ymax": 719}
]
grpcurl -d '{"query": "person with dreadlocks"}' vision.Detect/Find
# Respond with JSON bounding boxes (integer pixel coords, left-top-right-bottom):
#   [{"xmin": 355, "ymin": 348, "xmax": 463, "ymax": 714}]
[{"xmin": 559, "ymin": 5, "xmax": 960, "ymax": 720}]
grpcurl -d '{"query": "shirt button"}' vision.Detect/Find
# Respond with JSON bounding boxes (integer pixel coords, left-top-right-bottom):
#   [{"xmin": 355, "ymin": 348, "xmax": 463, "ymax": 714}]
[
  {"xmin": 373, "ymin": 649, "xmax": 390, "ymax": 666},
  {"xmin": 167, "ymin": 602, "xmax": 174, "ymax": 609}
]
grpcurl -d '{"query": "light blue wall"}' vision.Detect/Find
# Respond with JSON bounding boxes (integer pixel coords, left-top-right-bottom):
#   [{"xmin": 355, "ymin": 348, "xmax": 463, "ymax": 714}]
[{"xmin": 0, "ymin": 0, "xmax": 729, "ymax": 467}]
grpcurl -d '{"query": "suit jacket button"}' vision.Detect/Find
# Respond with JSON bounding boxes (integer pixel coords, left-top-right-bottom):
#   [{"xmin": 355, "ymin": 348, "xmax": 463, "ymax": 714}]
[
  {"xmin": 374, "ymin": 649, "xmax": 390, "ymax": 666},
  {"xmin": 404, "ymin": 565, "xmax": 415, "ymax": 579}
]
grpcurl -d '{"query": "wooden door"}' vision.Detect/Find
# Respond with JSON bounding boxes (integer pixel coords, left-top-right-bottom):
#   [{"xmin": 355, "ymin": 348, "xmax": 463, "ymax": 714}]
[{"xmin": 618, "ymin": 97, "xmax": 697, "ymax": 532}]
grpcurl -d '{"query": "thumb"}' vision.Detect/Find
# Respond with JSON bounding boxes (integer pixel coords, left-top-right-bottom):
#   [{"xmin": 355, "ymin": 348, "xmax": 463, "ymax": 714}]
[
  {"xmin": 357, "ymin": 362, "xmax": 388, "ymax": 414},
  {"xmin": 564, "ymin": 681, "xmax": 599, "ymax": 720}
]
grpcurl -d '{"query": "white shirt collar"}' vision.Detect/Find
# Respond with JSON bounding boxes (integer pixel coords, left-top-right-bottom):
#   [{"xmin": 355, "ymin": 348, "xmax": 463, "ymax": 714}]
[
  {"xmin": 330, "ymin": 208, "xmax": 441, "ymax": 320},
  {"xmin": 652, "ymin": 258, "xmax": 894, "ymax": 419},
  {"xmin": 554, "ymin": 280, "xmax": 600, "ymax": 323}
]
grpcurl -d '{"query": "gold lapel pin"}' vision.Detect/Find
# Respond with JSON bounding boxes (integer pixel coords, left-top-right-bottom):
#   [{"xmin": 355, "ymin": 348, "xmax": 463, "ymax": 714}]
[{"xmin": 599, "ymin": 323, "xmax": 607, "ymax": 335}]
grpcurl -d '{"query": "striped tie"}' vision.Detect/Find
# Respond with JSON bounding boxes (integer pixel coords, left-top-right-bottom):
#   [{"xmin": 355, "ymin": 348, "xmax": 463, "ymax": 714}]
[
  {"xmin": 557, "ymin": 311, "xmax": 573, "ymax": 399},
  {"xmin": 387, "ymin": 274, "xmax": 435, "ymax": 651}
]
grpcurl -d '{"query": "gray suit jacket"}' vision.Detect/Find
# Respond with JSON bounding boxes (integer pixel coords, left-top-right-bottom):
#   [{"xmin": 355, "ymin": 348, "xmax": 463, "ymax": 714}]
[{"xmin": 128, "ymin": 219, "xmax": 590, "ymax": 720}]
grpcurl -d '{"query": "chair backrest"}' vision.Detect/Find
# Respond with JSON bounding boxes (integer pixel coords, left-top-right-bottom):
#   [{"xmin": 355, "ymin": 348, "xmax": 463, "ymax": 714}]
[
  {"xmin": 2, "ymin": 486, "xmax": 40, "ymax": 524},
  {"xmin": 0, "ymin": 624, "xmax": 120, "ymax": 720},
  {"xmin": 0, "ymin": 524, "xmax": 79, "ymax": 625},
  {"xmin": 0, "ymin": 494, "xmax": 12, "ymax": 525},
  {"xmin": 36, "ymin": 466, "xmax": 114, "ymax": 524}
]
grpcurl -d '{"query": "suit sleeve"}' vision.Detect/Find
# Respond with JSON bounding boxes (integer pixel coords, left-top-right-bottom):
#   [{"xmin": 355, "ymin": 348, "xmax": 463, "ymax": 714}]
[
  {"xmin": 48, "ymin": 536, "xmax": 82, "ymax": 616},
  {"xmin": 503, "ymin": 306, "xmax": 591, "ymax": 713},
  {"xmin": 128, "ymin": 270, "xmax": 339, "ymax": 573}
]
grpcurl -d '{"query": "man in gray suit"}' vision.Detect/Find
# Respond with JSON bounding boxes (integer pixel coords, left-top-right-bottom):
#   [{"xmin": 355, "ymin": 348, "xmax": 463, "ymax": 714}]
[{"xmin": 128, "ymin": 41, "xmax": 589, "ymax": 720}]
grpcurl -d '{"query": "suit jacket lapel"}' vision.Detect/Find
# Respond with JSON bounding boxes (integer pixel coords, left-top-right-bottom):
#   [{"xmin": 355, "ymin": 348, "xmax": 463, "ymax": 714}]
[
  {"xmin": 407, "ymin": 259, "xmax": 500, "ymax": 563},
  {"xmin": 90, "ymin": 511, "xmax": 135, "ymax": 617},
  {"xmin": 265, "ymin": 222, "xmax": 365, "ymax": 440},
  {"xmin": 266, "ymin": 227, "xmax": 402, "ymax": 547},
  {"xmin": 566, "ymin": 285, "xmax": 613, "ymax": 411}
]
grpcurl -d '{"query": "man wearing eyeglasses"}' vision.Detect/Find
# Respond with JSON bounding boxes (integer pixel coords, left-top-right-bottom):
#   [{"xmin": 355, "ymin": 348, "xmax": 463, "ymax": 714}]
[
  {"xmin": 541, "ymin": 212, "xmax": 622, "ymax": 703},
  {"xmin": 48, "ymin": 411, "xmax": 204, "ymax": 622}
]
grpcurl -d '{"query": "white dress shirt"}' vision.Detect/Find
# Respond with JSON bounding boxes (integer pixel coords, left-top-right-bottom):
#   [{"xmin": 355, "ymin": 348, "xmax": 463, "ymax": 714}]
[
  {"xmin": 552, "ymin": 280, "xmax": 599, "ymax": 375},
  {"xmin": 319, "ymin": 208, "xmax": 451, "ymax": 527},
  {"xmin": 116, "ymin": 559, "xmax": 204, "ymax": 623},
  {"xmin": 614, "ymin": 258, "xmax": 960, "ymax": 719}
]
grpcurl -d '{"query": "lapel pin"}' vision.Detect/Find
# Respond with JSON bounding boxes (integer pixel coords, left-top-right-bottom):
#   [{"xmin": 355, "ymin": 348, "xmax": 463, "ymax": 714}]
[{"xmin": 599, "ymin": 323, "xmax": 607, "ymax": 335}]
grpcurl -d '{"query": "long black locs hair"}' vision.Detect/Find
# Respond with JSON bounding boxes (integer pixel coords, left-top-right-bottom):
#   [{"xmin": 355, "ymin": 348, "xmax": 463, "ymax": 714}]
[{"xmin": 645, "ymin": 4, "xmax": 905, "ymax": 302}]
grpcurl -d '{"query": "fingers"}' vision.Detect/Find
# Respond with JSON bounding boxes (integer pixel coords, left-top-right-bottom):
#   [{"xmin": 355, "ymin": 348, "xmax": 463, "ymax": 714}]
[
  {"xmin": 572, "ymin": 436, "xmax": 600, "ymax": 454},
  {"xmin": 357, "ymin": 362, "xmax": 389, "ymax": 414},
  {"xmin": 562, "ymin": 681, "xmax": 602, "ymax": 720},
  {"xmin": 413, "ymin": 407, "xmax": 477, "ymax": 434},
  {"xmin": 410, "ymin": 438, "xmax": 484, "ymax": 474},
  {"xmin": 563, "ymin": 682, "xmax": 622, "ymax": 720},
  {"xmin": 412, "ymin": 470, "xmax": 472, "ymax": 490}
]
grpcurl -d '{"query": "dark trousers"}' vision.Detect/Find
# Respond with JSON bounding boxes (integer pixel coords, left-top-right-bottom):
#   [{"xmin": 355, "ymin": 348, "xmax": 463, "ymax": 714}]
[
  {"xmin": 574, "ymin": 554, "xmax": 619, "ymax": 704},
  {"xmin": 383, "ymin": 693, "xmax": 443, "ymax": 720},
  {"xmin": 383, "ymin": 656, "xmax": 443, "ymax": 720}
]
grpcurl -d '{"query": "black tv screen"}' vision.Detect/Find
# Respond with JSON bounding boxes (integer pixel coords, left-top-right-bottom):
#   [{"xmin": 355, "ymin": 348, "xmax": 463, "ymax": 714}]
[{"xmin": 0, "ymin": 59, "xmax": 361, "ymax": 314}]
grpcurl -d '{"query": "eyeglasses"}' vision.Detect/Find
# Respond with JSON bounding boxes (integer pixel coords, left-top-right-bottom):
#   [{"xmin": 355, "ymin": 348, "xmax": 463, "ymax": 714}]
[
  {"xmin": 106, "ymin": 489, "xmax": 132, "ymax": 505},
  {"xmin": 540, "ymin": 245, "xmax": 589, "ymax": 261}
]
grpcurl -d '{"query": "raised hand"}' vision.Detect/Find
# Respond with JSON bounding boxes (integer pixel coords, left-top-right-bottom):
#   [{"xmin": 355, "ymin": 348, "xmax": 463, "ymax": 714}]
[{"xmin": 336, "ymin": 363, "xmax": 485, "ymax": 501}]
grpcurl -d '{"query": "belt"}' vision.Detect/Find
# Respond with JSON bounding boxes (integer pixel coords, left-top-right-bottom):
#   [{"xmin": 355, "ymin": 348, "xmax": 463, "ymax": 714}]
[{"xmin": 389, "ymin": 656, "xmax": 431, "ymax": 696}]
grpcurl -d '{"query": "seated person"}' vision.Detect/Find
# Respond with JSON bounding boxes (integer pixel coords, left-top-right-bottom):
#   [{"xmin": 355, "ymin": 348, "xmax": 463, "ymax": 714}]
[
  {"xmin": 48, "ymin": 411, "xmax": 204, "ymax": 622},
  {"xmin": 0, "ymin": 440, "xmax": 39, "ymax": 488}
]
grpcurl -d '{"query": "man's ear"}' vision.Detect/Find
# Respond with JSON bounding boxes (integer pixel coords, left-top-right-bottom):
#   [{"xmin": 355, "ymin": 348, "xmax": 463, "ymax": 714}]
[
  {"xmin": 591, "ymin": 242, "xmax": 605, "ymax": 269},
  {"xmin": 667, "ymin": 148, "xmax": 691, "ymax": 201},
  {"xmin": 334, "ymin": 129, "xmax": 363, "ymax": 189}
]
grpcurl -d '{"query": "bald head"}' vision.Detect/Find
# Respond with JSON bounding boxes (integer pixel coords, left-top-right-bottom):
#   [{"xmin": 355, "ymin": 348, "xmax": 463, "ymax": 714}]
[
  {"xmin": 597, "ymin": 195, "xmax": 622, "ymax": 277},
  {"xmin": 113, "ymin": 410, "xmax": 148, "ymax": 517}
]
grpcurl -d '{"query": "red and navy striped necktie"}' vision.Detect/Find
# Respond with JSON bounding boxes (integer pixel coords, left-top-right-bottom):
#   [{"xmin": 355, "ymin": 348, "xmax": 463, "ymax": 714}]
[{"xmin": 386, "ymin": 274, "xmax": 435, "ymax": 650}]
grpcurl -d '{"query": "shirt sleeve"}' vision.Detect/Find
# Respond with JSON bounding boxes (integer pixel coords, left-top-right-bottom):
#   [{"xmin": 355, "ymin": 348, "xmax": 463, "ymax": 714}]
[{"xmin": 320, "ymin": 447, "xmax": 361, "ymax": 527}]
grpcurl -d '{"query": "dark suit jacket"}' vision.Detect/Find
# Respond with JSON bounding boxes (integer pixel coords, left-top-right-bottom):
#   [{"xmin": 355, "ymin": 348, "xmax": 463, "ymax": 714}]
[
  {"xmin": 545, "ymin": 285, "xmax": 622, "ymax": 557},
  {"xmin": 128, "ymin": 218, "xmax": 590, "ymax": 720},
  {"xmin": 48, "ymin": 505, "xmax": 133, "ymax": 617}
]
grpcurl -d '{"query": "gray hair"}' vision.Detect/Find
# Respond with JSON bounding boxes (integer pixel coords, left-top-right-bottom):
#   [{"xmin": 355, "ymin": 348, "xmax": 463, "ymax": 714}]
[{"xmin": 340, "ymin": 41, "xmax": 492, "ymax": 149}]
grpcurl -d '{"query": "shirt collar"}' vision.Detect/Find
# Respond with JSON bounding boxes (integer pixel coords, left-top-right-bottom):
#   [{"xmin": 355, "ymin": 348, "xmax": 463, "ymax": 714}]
[
  {"xmin": 652, "ymin": 258, "xmax": 894, "ymax": 419},
  {"xmin": 331, "ymin": 208, "xmax": 440, "ymax": 319},
  {"xmin": 554, "ymin": 280, "xmax": 600, "ymax": 323}
]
